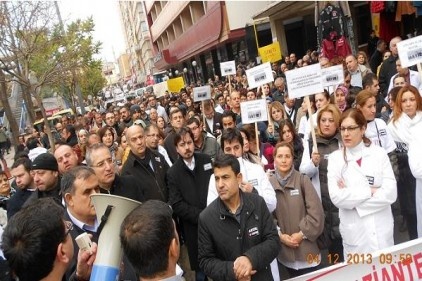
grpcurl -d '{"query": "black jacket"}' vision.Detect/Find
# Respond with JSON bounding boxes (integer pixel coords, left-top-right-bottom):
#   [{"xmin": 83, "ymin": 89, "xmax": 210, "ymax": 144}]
[
  {"xmin": 24, "ymin": 179, "xmax": 62, "ymax": 208},
  {"xmin": 121, "ymin": 149, "xmax": 169, "ymax": 202},
  {"xmin": 198, "ymin": 192, "xmax": 280, "ymax": 281},
  {"xmin": 164, "ymin": 129, "xmax": 178, "ymax": 163},
  {"xmin": 7, "ymin": 188, "xmax": 34, "ymax": 219},
  {"xmin": 168, "ymin": 153, "xmax": 213, "ymax": 270},
  {"xmin": 100, "ymin": 174, "xmax": 145, "ymax": 203},
  {"xmin": 379, "ymin": 55, "xmax": 398, "ymax": 97},
  {"xmin": 204, "ymin": 112, "xmax": 223, "ymax": 137}
]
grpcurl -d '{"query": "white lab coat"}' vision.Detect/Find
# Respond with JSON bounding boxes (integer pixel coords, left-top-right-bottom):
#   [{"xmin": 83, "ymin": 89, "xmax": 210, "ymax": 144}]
[
  {"xmin": 365, "ymin": 119, "xmax": 396, "ymax": 153},
  {"xmin": 406, "ymin": 124, "xmax": 422, "ymax": 238},
  {"xmin": 327, "ymin": 142, "xmax": 397, "ymax": 256},
  {"xmin": 387, "ymin": 70, "xmax": 422, "ymax": 98},
  {"xmin": 207, "ymin": 157, "xmax": 276, "ymax": 212}
]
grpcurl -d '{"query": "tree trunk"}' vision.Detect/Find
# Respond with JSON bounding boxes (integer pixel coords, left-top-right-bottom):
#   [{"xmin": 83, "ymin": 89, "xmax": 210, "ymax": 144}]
[
  {"xmin": 22, "ymin": 84, "xmax": 36, "ymax": 124},
  {"xmin": 0, "ymin": 69, "xmax": 21, "ymax": 153},
  {"xmin": 32, "ymin": 88, "xmax": 55, "ymax": 152}
]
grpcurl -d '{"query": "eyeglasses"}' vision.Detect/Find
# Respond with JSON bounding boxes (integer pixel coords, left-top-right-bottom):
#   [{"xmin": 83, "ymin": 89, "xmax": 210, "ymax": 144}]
[
  {"xmin": 64, "ymin": 221, "xmax": 73, "ymax": 238},
  {"xmin": 339, "ymin": 125, "xmax": 360, "ymax": 132}
]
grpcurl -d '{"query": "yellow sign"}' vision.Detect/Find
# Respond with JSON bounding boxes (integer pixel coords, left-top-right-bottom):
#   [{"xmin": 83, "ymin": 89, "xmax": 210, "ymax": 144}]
[
  {"xmin": 167, "ymin": 77, "xmax": 185, "ymax": 93},
  {"xmin": 258, "ymin": 42, "xmax": 282, "ymax": 63}
]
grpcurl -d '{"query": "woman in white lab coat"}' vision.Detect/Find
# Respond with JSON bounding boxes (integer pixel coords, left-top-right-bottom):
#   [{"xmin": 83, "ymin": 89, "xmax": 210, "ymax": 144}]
[
  {"xmin": 388, "ymin": 85, "xmax": 422, "ymax": 238},
  {"xmin": 327, "ymin": 109, "xmax": 397, "ymax": 256}
]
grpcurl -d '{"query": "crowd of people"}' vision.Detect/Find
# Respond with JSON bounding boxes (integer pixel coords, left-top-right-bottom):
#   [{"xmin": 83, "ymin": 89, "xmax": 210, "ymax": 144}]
[{"xmin": 0, "ymin": 33, "xmax": 421, "ymax": 281}]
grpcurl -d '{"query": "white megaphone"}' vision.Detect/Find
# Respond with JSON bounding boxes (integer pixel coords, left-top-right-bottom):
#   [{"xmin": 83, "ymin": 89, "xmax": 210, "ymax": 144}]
[{"xmin": 89, "ymin": 194, "xmax": 141, "ymax": 281}]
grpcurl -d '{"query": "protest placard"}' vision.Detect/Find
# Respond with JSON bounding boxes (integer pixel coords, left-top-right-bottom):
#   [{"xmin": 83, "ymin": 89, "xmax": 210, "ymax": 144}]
[
  {"xmin": 397, "ymin": 35, "xmax": 422, "ymax": 68},
  {"xmin": 285, "ymin": 63, "xmax": 324, "ymax": 99},
  {"xmin": 220, "ymin": 60, "xmax": 236, "ymax": 76},
  {"xmin": 258, "ymin": 41, "xmax": 282, "ymax": 63},
  {"xmin": 152, "ymin": 81, "xmax": 168, "ymax": 98},
  {"xmin": 321, "ymin": 65, "xmax": 344, "ymax": 87},
  {"xmin": 240, "ymin": 99, "xmax": 268, "ymax": 124},
  {"xmin": 167, "ymin": 77, "xmax": 185, "ymax": 93},
  {"xmin": 193, "ymin": 85, "xmax": 211, "ymax": 102},
  {"xmin": 245, "ymin": 62, "xmax": 274, "ymax": 89}
]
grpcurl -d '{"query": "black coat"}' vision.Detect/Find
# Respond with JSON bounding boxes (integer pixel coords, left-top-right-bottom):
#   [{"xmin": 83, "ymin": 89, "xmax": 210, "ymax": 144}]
[
  {"xmin": 7, "ymin": 188, "xmax": 34, "ymax": 219},
  {"xmin": 198, "ymin": 192, "xmax": 280, "ymax": 281},
  {"xmin": 164, "ymin": 129, "xmax": 179, "ymax": 163},
  {"xmin": 379, "ymin": 55, "xmax": 399, "ymax": 97},
  {"xmin": 100, "ymin": 174, "xmax": 145, "ymax": 203},
  {"xmin": 167, "ymin": 153, "xmax": 213, "ymax": 270},
  {"xmin": 204, "ymin": 112, "xmax": 223, "ymax": 137},
  {"xmin": 24, "ymin": 179, "xmax": 62, "ymax": 208},
  {"xmin": 121, "ymin": 149, "xmax": 169, "ymax": 202}
]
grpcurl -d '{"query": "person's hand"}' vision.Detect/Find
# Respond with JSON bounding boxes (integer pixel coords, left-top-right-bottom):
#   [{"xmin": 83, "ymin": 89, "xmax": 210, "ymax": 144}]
[
  {"xmin": 311, "ymin": 152, "xmax": 321, "ymax": 166},
  {"xmin": 267, "ymin": 124, "xmax": 274, "ymax": 134},
  {"xmin": 233, "ymin": 256, "xmax": 256, "ymax": 280},
  {"xmin": 280, "ymin": 233, "xmax": 299, "ymax": 248},
  {"xmin": 381, "ymin": 106, "xmax": 387, "ymax": 113},
  {"xmin": 370, "ymin": 186, "xmax": 379, "ymax": 196},
  {"xmin": 290, "ymin": 232, "xmax": 304, "ymax": 244},
  {"xmin": 337, "ymin": 178, "xmax": 346, "ymax": 189},
  {"xmin": 76, "ymin": 242, "xmax": 98, "ymax": 280},
  {"xmin": 240, "ymin": 182, "xmax": 254, "ymax": 193}
]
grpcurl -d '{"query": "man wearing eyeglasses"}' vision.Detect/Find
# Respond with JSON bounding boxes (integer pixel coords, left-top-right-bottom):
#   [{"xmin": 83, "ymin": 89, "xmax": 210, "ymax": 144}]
[
  {"xmin": 186, "ymin": 117, "xmax": 221, "ymax": 161},
  {"xmin": 86, "ymin": 143, "xmax": 145, "ymax": 202},
  {"xmin": 2, "ymin": 198, "xmax": 96, "ymax": 281}
]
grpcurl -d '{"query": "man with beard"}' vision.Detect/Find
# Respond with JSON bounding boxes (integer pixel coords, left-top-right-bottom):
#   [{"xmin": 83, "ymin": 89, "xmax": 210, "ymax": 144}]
[
  {"xmin": 8, "ymin": 158, "xmax": 36, "ymax": 219},
  {"xmin": 164, "ymin": 109, "xmax": 186, "ymax": 163},
  {"xmin": 167, "ymin": 127, "xmax": 212, "ymax": 281}
]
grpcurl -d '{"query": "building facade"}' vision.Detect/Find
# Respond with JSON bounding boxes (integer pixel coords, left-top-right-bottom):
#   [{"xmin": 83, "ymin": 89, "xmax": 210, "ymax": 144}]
[
  {"xmin": 118, "ymin": 1, "xmax": 155, "ymax": 85},
  {"xmin": 145, "ymin": 1, "xmax": 272, "ymax": 85}
]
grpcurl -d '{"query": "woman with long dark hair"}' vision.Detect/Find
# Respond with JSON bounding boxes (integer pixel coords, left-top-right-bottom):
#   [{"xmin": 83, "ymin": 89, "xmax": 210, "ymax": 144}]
[{"xmin": 278, "ymin": 119, "xmax": 303, "ymax": 170}]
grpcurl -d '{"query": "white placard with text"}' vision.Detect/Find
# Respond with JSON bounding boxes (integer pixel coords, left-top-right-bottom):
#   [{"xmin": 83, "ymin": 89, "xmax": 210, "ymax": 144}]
[
  {"xmin": 220, "ymin": 60, "xmax": 236, "ymax": 76},
  {"xmin": 240, "ymin": 99, "xmax": 268, "ymax": 124},
  {"xmin": 193, "ymin": 85, "xmax": 211, "ymax": 102},
  {"xmin": 397, "ymin": 35, "xmax": 422, "ymax": 68},
  {"xmin": 285, "ymin": 63, "xmax": 324, "ymax": 99},
  {"xmin": 321, "ymin": 64, "xmax": 344, "ymax": 87},
  {"xmin": 245, "ymin": 62, "xmax": 274, "ymax": 89}
]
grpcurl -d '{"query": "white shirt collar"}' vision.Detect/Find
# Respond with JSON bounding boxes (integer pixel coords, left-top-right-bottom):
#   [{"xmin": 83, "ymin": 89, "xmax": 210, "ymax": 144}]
[
  {"xmin": 67, "ymin": 209, "xmax": 99, "ymax": 232},
  {"xmin": 183, "ymin": 156, "xmax": 195, "ymax": 171}
]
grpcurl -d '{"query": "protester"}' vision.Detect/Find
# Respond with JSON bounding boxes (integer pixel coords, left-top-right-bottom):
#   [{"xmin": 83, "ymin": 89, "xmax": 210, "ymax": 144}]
[{"xmin": 328, "ymin": 109, "xmax": 396, "ymax": 256}]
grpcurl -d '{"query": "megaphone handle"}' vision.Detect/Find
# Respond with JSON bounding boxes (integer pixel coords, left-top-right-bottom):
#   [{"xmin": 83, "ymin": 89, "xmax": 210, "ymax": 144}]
[{"xmin": 97, "ymin": 205, "xmax": 114, "ymax": 236}]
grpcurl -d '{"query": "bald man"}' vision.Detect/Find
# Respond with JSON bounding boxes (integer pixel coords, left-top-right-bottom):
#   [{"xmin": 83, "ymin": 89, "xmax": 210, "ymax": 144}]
[
  {"xmin": 121, "ymin": 125, "xmax": 170, "ymax": 202},
  {"xmin": 54, "ymin": 144, "xmax": 80, "ymax": 174}
]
